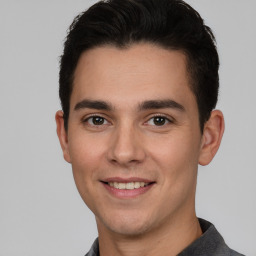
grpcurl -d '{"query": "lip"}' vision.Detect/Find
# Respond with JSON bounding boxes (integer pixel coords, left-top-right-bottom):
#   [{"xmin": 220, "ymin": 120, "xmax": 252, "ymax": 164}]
[
  {"xmin": 101, "ymin": 177, "xmax": 156, "ymax": 199},
  {"xmin": 102, "ymin": 177, "xmax": 154, "ymax": 183}
]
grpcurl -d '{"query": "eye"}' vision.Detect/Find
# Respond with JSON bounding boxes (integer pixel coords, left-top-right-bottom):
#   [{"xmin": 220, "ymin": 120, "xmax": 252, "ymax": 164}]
[
  {"xmin": 147, "ymin": 116, "xmax": 171, "ymax": 126},
  {"xmin": 84, "ymin": 116, "xmax": 109, "ymax": 126}
]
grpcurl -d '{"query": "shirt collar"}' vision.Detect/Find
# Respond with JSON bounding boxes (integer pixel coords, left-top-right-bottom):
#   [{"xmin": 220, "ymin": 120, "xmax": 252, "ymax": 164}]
[{"xmin": 85, "ymin": 218, "xmax": 242, "ymax": 256}]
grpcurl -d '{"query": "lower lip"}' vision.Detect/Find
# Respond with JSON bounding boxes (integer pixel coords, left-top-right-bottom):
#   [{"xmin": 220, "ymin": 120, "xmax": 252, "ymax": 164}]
[{"xmin": 102, "ymin": 182, "xmax": 154, "ymax": 199}]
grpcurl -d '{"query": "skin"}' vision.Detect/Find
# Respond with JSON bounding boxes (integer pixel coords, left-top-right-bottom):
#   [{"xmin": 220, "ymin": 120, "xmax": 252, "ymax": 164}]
[{"xmin": 56, "ymin": 43, "xmax": 224, "ymax": 256}]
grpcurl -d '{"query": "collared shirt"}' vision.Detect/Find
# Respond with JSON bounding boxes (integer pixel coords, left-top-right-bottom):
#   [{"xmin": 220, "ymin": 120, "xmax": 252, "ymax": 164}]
[{"xmin": 85, "ymin": 218, "xmax": 244, "ymax": 256}]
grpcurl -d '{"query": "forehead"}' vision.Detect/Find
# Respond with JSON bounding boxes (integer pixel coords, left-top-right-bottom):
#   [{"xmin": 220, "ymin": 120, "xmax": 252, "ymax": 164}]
[{"xmin": 71, "ymin": 43, "xmax": 195, "ymax": 110}]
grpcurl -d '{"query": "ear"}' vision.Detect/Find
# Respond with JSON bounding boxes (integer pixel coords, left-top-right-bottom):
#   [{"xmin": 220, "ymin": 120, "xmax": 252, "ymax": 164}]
[
  {"xmin": 199, "ymin": 110, "xmax": 225, "ymax": 166},
  {"xmin": 55, "ymin": 110, "xmax": 71, "ymax": 163}
]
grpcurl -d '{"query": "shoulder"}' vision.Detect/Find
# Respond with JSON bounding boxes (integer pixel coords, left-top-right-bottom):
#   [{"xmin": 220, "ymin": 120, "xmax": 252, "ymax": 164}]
[
  {"xmin": 178, "ymin": 218, "xmax": 245, "ymax": 256},
  {"xmin": 84, "ymin": 238, "xmax": 99, "ymax": 256},
  {"xmin": 85, "ymin": 220, "xmax": 245, "ymax": 256},
  {"xmin": 229, "ymin": 248, "xmax": 245, "ymax": 256}
]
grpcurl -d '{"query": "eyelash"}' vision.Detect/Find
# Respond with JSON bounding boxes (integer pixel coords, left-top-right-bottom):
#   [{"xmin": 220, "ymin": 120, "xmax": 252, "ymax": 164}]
[
  {"xmin": 145, "ymin": 114, "xmax": 173, "ymax": 127},
  {"xmin": 81, "ymin": 114, "xmax": 174, "ymax": 128},
  {"xmin": 82, "ymin": 114, "xmax": 111, "ymax": 127}
]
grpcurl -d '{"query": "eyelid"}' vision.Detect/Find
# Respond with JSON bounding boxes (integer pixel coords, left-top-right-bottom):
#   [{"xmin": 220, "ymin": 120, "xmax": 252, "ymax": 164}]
[
  {"xmin": 81, "ymin": 112, "xmax": 174, "ymax": 127},
  {"xmin": 145, "ymin": 113, "xmax": 174, "ymax": 123},
  {"xmin": 82, "ymin": 113, "xmax": 112, "ymax": 125},
  {"xmin": 144, "ymin": 113, "xmax": 175, "ymax": 129}
]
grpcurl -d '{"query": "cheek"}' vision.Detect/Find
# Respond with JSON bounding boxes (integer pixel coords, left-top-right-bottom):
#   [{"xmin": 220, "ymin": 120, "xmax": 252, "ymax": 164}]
[
  {"xmin": 67, "ymin": 133, "xmax": 106, "ymax": 193},
  {"xmin": 150, "ymin": 132, "xmax": 200, "ymax": 167},
  {"xmin": 147, "ymin": 131, "xmax": 201, "ymax": 191},
  {"xmin": 148, "ymin": 134, "xmax": 200, "ymax": 210},
  {"xmin": 68, "ymin": 132, "xmax": 105, "ymax": 167}
]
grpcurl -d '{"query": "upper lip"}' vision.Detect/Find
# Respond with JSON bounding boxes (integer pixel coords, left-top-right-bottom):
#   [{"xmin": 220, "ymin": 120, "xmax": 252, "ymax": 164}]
[{"xmin": 102, "ymin": 177, "xmax": 155, "ymax": 183}]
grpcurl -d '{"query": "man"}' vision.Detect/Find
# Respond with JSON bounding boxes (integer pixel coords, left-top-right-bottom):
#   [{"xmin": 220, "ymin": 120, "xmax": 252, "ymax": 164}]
[{"xmin": 55, "ymin": 0, "xmax": 244, "ymax": 255}]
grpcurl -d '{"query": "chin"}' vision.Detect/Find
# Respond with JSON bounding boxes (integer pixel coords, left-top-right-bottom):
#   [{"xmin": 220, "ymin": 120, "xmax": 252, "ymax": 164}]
[
  {"xmin": 97, "ymin": 212, "xmax": 154, "ymax": 237},
  {"xmin": 109, "ymin": 223, "xmax": 151, "ymax": 237}
]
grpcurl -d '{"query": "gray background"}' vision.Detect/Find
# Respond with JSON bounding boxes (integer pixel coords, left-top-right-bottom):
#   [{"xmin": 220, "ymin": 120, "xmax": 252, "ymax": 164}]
[{"xmin": 0, "ymin": 0, "xmax": 255, "ymax": 255}]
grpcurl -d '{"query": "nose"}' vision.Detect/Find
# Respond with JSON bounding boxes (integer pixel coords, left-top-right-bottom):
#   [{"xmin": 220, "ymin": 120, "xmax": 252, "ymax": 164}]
[{"xmin": 107, "ymin": 122, "xmax": 146, "ymax": 166}]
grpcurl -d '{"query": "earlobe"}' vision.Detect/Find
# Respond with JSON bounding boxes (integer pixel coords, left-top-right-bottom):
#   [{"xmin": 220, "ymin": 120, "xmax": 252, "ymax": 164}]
[
  {"xmin": 55, "ymin": 110, "xmax": 71, "ymax": 163},
  {"xmin": 199, "ymin": 110, "xmax": 225, "ymax": 166}
]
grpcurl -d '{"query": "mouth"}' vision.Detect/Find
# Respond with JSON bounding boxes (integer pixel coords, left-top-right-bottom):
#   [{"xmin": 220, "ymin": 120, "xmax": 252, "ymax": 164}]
[
  {"xmin": 103, "ymin": 181, "xmax": 153, "ymax": 190},
  {"xmin": 100, "ymin": 178, "xmax": 155, "ymax": 198}
]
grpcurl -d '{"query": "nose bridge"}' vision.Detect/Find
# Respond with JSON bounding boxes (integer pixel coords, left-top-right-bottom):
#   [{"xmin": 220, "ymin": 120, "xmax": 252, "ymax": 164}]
[{"xmin": 108, "ymin": 119, "xmax": 145, "ymax": 165}]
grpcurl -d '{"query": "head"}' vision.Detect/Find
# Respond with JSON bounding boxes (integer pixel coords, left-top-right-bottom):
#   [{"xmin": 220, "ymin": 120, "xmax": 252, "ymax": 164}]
[
  {"xmin": 59, "ymin": 0, "xmax": 219, "ymax": 132},
  {"xmin": 56, "ymin": 0, "xmax": 224, "ymax": 239}
]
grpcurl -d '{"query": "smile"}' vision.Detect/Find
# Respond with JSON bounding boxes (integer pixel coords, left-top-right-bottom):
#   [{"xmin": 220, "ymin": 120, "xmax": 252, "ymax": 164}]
[
  {"xmin": 101, "ymin": 178, "xmax": 155, "ymax": 198},
  {"xmin": 108, "ymin": 181, "xmax": 150, "ymax": 190}
]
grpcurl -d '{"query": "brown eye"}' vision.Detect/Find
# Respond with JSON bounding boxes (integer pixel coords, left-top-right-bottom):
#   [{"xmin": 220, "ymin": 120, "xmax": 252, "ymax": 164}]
[
  {"xmin": 92, "ymin": 116, "xmax": 105, "ymax": 125},
  {"xmin": 153, "ymin": 116, "xmax": 167, "ymax": 126},
  {"xmin": 146, "ymin": 116, "xmax": 171, "ymax": 127},
  {"xmin": 85, "ymin": 116, "xmax": 108, "ymax": 126}
]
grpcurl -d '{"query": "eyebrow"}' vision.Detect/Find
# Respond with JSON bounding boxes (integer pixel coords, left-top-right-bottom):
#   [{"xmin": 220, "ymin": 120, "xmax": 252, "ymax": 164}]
[
  {"xmin": 138, "ymin": 99, "xmax": 185, "ymax": 112},
  {"xmin": 74, "ymin": 99, "xmax": 185, "ymax": 112},
  {"xmin": 74, "ymin": 99, "xmax": 113, "ymax": 111}
]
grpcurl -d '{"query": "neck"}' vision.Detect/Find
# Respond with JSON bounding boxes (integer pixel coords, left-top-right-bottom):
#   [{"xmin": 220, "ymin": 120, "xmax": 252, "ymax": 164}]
[{"xmin": 97, "ymin": 214, "xmax": 202, "ymax": 256}]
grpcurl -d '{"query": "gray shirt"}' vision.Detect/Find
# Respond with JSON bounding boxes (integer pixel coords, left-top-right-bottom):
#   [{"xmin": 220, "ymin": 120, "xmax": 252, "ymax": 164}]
[{"xmin": 85, "ymin": 218, "xmax": 244, "ymax": 256}]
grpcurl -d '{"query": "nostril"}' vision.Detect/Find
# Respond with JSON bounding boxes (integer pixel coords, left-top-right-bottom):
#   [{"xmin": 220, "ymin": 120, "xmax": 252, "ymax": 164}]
[{"xmin": 107, "ymin": 132, "xmax": 147, "ymax": 165}]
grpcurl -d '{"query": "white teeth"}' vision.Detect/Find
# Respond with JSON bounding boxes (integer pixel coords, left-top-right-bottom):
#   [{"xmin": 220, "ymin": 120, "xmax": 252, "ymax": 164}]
[
  {"xmin": 113, "ymin": 182, "xmax": 119, "ymax": 189},
  {"xmin": 134, "ymin": 182, "xmax": 140, "ymax": 189},
  {"xmin": 125, "ymin": 182, "xmax": 134, "ymax": 190},
  {"xmin": 108, "ymin": 181, "xmax": 149, "ymax": 190},
  {"xmin": 119, "ymin": 183, "xmax": 126, "ymax": 189}
]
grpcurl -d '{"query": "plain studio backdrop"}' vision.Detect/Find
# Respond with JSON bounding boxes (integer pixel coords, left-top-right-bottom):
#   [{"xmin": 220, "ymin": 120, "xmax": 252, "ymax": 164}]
[{"xmin": 0, "ymin": 0, "xmax": 255, "ymax": 255}]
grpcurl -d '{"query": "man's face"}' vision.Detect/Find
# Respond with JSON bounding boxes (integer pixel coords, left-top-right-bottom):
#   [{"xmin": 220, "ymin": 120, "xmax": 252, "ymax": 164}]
[{"xmin": 59, "ymin": 43, "xmax": 205, "ymax": 236}]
